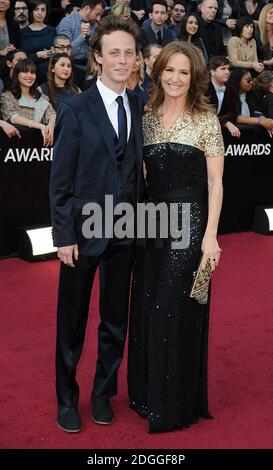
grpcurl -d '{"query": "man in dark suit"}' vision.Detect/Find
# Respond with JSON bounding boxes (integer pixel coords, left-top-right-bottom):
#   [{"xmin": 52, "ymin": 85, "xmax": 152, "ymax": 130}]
[
  {"xmin": 199, "ymin": 0, "xmax": 226, "ymax": 59},
  {"xmin": 140, "ymin": 0, "xmax": 173, "ymax": 50},
  {"xmin": 50, "ymin": 15, "xmax": 145, "ymax": 433},
  {"xmin": 207, "ymin": 55, "xmax": 240, "ymax": 137}
]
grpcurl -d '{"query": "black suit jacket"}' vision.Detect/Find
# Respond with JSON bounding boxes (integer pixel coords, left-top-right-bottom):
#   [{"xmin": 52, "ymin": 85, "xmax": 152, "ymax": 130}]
[
  {"xmin": 50, "ymin": 84, "xmax": 145, "ymax": 255},
  {"xmin": 140, "ymin": 23, "xmax": 173, "ymax": 50},
  {"xmin": 206, "ymin": 81, "xmax": 218, "ymax": 111}
]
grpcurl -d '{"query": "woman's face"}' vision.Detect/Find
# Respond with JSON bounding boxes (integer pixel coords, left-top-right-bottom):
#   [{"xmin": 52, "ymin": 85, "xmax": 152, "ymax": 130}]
[
  {"xmin": 240, "ymin": 72, "xmax": 253, "ymax": 93},
  {"xmin": 161, "ymin": 52, "xmax": 191, "ymax": 100},
  {"xmin": 241, "ymin": 23, "xmax": 254, "ymax": 41},
  {"xmin": 32, "ymin": 3, "xmax": 47, "ymax": 23},
  {"xmin": 0, "ymin": 0, "xmax": 10, "ymax": 13},
  {"xmin": 18, "ymin": 69, "xmax": 36, "ymax": 88},
  {"xmin": 186, "ymin": 16, "xmax": 199, "ymax": 36},
  {"xmin": 266, "ymin": 8, "xmax": 273, "ymax": 24},
  {"xmin": 53, "ymin": 57, "xmax": 72, "ymax": 81},
  {"xmin": 131, "ymin": 56, "xmax": 141, "ymax": 74}
]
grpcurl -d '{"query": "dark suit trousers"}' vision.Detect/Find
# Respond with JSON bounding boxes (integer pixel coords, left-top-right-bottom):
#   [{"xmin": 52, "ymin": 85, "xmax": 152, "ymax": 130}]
[{"xmin": 56, "ymin": 239, "xmax": 135, "ymax": 408}]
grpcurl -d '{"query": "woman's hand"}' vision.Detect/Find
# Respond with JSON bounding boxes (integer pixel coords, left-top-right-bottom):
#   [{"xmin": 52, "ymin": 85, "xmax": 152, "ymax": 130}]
[
  {"xmin": 259, "ymin": 117, "xmax": 273, "ymax": 137},
  {"xmin": 201, "ymin": 234, "xmax": 222, "ymax": 272},
  {"xmin": 253, "ymin": 62, "xmax": 264, "ymax": 73},
  {"xmin": 0, "ymin": 121, "xmax": 21, "ymax": 138},
  {"xmin": 226, "ymin": 121, "xmax": 241, "ymax": 138},
  {"xmin": 0, "ymin": 43, "xmax": 16, "ymax": 56},
  {"xmin": 36, "ymin": 49, "xmax": 53, "ymax": 60},
  {"xmin": 40, "ymin": 124, "xmax": 49, "ymax": 146},
  {"xmin": 45, "ymin": 121, "xmax": 55, "ymax": 146},
  {"xmin": 226, "ymin": 19, "xmax": 236, "ymax": 29}
]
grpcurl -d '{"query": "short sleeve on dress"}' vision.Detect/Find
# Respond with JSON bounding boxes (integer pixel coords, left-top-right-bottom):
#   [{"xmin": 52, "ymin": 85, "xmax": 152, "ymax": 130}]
[{"xmin": 201, "ymin": 113, "xmax": 225, "ymax": 158}]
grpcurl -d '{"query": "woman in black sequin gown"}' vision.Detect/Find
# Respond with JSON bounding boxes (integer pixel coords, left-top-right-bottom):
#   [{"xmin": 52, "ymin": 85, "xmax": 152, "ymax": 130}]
[{"xmin": 128, "ymin": 42, "xmax": 225, "ymax": 433}]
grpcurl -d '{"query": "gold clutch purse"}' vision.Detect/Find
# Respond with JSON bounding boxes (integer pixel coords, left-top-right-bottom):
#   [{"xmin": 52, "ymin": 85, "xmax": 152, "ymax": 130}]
[{"xmin": 190, "ymin": 257, "xmax": 212, "ymax": 305}]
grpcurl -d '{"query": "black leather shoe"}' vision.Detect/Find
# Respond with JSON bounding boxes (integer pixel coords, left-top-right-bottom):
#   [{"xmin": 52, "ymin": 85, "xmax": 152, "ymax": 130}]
[
  {"xmin": 57, "ymin": 406, "xmax": 81, "ymax": 433},
  {"xmin": 92, "ymin": 397, "xmax": 113, "ymax": 425}
]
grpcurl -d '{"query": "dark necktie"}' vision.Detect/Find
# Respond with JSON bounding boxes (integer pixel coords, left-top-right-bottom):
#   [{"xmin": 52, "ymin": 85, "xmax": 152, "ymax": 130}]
[
  {"xmin": 157, "ymin": 30, "xmax": 162, "ymax": 45},
  {"xmin": 116, "ymin": 95, "xmax": 127, "ymax": 154}
]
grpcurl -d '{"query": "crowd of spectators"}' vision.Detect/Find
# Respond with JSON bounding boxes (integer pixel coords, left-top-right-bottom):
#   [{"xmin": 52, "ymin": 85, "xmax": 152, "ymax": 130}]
[{"xmin": 1, "ymin": 0, "xmax": 273, "ymax": 141}]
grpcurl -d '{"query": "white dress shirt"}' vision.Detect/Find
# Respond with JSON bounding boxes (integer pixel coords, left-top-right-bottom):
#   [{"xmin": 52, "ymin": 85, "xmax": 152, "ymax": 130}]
[{"xmin": 96, "ymin": 77, "xmax": 131, "ymax": 141}]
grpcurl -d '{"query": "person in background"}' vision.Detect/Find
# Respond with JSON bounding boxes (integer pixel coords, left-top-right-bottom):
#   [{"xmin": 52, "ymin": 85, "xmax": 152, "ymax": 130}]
[
  {"xmin": 252, "ymin": 70, "xmax": 273, "ymax": 118},
  {"xmin": 20, "ymin": 0, "xmax": 56, "ymax": 83},
  {"xmin": 14, "ymin": 0, "xmax": 29, "ymax": 29},
  {"xmin": 256, "ymin": 3, "xmax": 273, "ymax": 70},
  {"xmin": 140, "ymin": 1, "xmax": 173, "ymax": 50},
  {"xmin": 227, "ymin": 16, "xmax": 264, "ymax": 73},
  {"xmin": 64, "ymin": 2, "xmax": 81, "ymax": 15},
  {"xmin": 1, "ymin": 48, "xmax": 27, "ymax": 88},
  {"xmin": 127, "ymin": 51, "xmax": 148, "ymax": 103},
  {"xmin": 0, "ymin": 58, "xmax": 55, "ymax": 145},
  {"xmin": 142, "ymin": 42, "xmax": 162, "ymax": 97},
  {"xmin": 207, "ymin": 55, "xmax": 241, "ymax": 137},
  {"xmin": 199, "ymin": 0, "xmax": 225, "ymax": 59},
  {"xmin": 240, "ymin": 0, "xmax": 265, "ymax": 28},
  {"xmin": 106, "ymin": 0, "xmax": 139, "ymax": 24},
  {"xmin": 180, "ymin": 13, "xmax": 208, "ymax": 63},
  {"xmin": 52, "ymin": 33, "xmax": 72, "ymax": 54},
  {"xmin": 110, "ymin": 3, "xmax": 131, "ymax": 21},
  {"xmin": 221, "ymin": 67, "xmax": 273, "ymax": 136},
  {"xmin": 81, "ymin": 48, "xmax": 100, "ymax": 89},
  {"xmin": 215, "ymin": 0, "xmax": 240, "ymax": 47},
  {"xmin": 0, "ymin": 0, "xmax": 20, "ymax": 57},
  {"xmin": 56, "ymin": 0, "xmax": 105, "ymax": 67},
  {"xmin": 168, "ymin": 0, "xmax": 186, "ymax": 40},
  {"xmin": 39, "ymin": 52, "xmax": 80, "ymax": 109},
  {"xmin": 130, "ymin": 0, "xmax": 146, "ymax": 23}
]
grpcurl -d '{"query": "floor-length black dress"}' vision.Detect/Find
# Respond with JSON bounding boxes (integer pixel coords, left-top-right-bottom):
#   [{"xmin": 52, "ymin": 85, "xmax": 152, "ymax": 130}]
[{"xmin": 128, "ymin": 110, "xmax": 224, "ymax": 433}]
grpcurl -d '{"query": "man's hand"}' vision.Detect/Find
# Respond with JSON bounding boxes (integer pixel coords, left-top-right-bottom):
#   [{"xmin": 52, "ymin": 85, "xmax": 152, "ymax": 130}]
[{"xmin": 57, "ymin": 244, "xmax": 79, "ymax": 267}]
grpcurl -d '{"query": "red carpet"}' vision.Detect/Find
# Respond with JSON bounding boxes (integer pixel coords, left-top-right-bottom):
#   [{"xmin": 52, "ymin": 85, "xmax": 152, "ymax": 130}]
[{"xmin": 1, "ymin": 232, "xmax": 273, "ymax": 449}]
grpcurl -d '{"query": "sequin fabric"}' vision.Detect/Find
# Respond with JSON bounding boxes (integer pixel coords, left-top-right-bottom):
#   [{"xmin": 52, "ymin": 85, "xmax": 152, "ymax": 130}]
[
  {"xmin": 128, "ymin": 111, "xmax": 224, "ymax": 433},
  {"xmin": 142, "ymin": 110, "xmax": 225, "ymax": 157}
]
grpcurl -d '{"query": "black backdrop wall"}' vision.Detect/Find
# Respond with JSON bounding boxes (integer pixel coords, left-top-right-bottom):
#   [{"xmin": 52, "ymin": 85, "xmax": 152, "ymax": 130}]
[{"xmin": 0, "ymin": 125, "xmax": 273, "ymax": 256}]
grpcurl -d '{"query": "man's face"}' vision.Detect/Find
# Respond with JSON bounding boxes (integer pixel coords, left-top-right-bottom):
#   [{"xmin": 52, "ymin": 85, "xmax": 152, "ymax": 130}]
[
  {"xmin": 211, "ymin": 64, "xmax": 230, "ymax": 85},
  {"xmin": 14, "ymin": 1, "xmax": 28, "ymax": 24},
  {"xmin": 7, "ymin": 51, "xmax": 27, "ymax": 73},
  {"xmin": 87, "ymin": 4, "xmax": 105, "ymax": 23},
  {"xmin": 149, "ymin": 4, "xmax": 167, "ymax": 27},
  {"xmin": 95, "ymin": 30, "xmax": 136, "ymax": 90},
  {"xmin": 145, "ymin": 45, "xmax": 161, "ymax": 73},
  {"xmin": 166, "ymin": 0, "xmax": 174, "ymax": 18},
  {"xmin": 54, "ymin": 38, "xmax": 72, "ymax": 56},
  {"xmin": 171, "ymin": 3, "xmax": 186, "ymax": 23},
  {"xmin": 200, "ymin": 0, "xmax": 218, "ymax": 23}
]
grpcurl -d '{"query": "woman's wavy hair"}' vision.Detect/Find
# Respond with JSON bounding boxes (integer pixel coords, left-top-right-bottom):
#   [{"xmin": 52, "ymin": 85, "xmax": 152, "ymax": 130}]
[
  {"xmin": 259, "ymin": 3, "xmax": 273, "ymax": 45},
  {"xmin": 47, "ymin": 53, "xmax": 79, "ymax": 102},
  {"xmin": 252, "ymin": 70, "xmax": 273, "ymax": 94},
  {"xmin": 111, "ymin": 3, "xmax": 131, "ymax": 18},
  {"xmin": 149, "ymin": 41, "xmax": 213, "ymax": 115},
  {"xmin": 9, "ymin": 58, "xmax": 41, "ymax": 99}
]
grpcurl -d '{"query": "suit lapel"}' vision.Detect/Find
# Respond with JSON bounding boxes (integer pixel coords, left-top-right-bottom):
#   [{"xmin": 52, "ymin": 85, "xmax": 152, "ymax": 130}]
[
  {"xmin": 127, "ymin": 90, "xmax": 142, "ymax": 171},
  {"xmin": 86, "ymin": 84, "xmax": 116, "ymax": 163}
]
